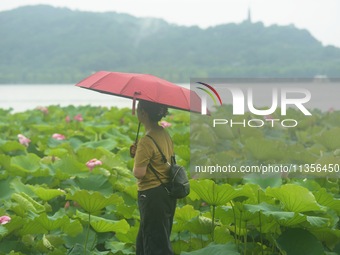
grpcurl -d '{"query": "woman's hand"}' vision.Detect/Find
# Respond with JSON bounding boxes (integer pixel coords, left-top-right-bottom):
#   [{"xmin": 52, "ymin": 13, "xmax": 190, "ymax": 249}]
[{"xmin": 130, "ymin": 142, "xmax": 137, "ymax": 158}]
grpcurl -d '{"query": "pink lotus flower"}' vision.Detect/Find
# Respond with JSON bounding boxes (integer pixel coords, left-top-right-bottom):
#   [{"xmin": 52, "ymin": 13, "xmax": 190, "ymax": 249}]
[
  {"xmin": 86, "ymin": 158, "xmax": 102, "ymax": 171},
  {"xmin": 0, "ymin": 215, "xmax": 11, "ymax": 225},
  {"xmin": 52, "ymin": 133, "xmax": 66, "ymax": 140},
  {"xmin": 65, "ymin": 115, "xmax": 71, "ymax": 123},
  {"xmin": 74, "ymin": 114, "xmax": 83, "ymax": 122},
  {"xmin": 18, "ymin": 134, "xmax": 31, "ymax": 147},
  {"xmin": 160, "ymin": 121, "xmax": 172, "ymax": 128}
]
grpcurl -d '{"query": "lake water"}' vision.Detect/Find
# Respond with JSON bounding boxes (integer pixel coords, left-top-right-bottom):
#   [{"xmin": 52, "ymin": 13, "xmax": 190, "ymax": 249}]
[
  {"xmin": 0, "ymin": 84, "xmax": 136, "ymax": 113},
  {"xmin": 1, "ymin": 81, "xmax": 340, "ymax": 113}
]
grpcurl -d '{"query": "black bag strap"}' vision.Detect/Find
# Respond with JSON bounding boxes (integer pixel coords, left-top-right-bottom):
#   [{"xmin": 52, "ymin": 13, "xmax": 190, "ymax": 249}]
[
  {"xmin": 146, "ymin": 135, "xmax": 168, "ymax": 164},
  {"xmin": 148, "ymin": 162, "xmax": 170, "ymax": 194},
  {"xmin": 146, "ymin": 135, "xmax": 170, "ymax": 194}
]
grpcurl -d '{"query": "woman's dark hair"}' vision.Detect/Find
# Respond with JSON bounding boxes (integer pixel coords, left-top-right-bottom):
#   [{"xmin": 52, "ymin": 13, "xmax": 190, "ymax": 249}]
[{"xmin": 138, "ymin": 100, "xmax": 169, "ymax": 122}]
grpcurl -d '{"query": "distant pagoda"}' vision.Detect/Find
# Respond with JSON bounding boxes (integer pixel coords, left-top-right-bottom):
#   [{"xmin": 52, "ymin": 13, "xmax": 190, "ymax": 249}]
[{"xmin": 247, "ymin": 7, "xmax": 252, "ymax": 23}]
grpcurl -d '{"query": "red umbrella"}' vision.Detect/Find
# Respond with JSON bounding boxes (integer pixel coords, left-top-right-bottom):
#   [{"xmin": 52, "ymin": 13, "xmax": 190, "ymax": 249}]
[
  {"xmin": 75, "ymin": 71, "xmax": 202, "ymax": 114},
  {"xmin": 76, "ymin": 71, "xmax": 203, "ymax": 153}
]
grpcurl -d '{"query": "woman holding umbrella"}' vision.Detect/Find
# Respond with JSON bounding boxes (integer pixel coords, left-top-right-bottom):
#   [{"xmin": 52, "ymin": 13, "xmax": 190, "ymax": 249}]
[{"xmin": 130, "ymin": 100, "xmax": 177, "ymax": 255}]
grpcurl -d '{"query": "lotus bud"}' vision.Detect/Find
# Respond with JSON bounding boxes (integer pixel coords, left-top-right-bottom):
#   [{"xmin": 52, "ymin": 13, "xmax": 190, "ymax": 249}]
[
  {"xmin": 52, "ymin": 133, "xmax": 66, "ymax": 140},
  {"xmin": 0, "ymin": 215, "xmax": 11, "ymax": 225},
  {"xmin": 18, "ymin": 134, "xmax": 31, "ymax": 147},
  {"xmin": 86, "ymin": 158, "xmax": 102, "ymax": 171}
]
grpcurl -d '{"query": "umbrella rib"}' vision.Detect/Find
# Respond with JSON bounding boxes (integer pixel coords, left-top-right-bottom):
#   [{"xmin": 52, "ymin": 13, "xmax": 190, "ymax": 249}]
[{"xmin": 178, "ymin": 87, "xmax": 190, "ymax": 110}]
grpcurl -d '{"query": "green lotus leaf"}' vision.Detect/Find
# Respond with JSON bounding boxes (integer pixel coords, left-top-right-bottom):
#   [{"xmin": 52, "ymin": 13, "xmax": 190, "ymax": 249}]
[
  {"xmin": 172, "ymin": 240, "xmax": 192, "ymax": 255},
  {"xmin": 314, "ymin": 188, "xmax": 340, "ymax": 214},
  {"xmin": 190, "ymin": 179, "xmax": 250, "ymax": 206},
  {"xmin": 76, "ymin": 210, "xmax": 129, "ymax": 234},
  {"xmin": 19, "ymin": 219, "xmax": 47, "ymax": 235},
  {"xmin": 67, "ymin": 137, "xmax": 87, "ymax": 151},
  {"xmin": 244, "ymin": 202, "xmax": 281, "ymax": 214},
  {"xmin": 102, "ymin": 152, "xmax": 127, "ymax": 170},
  {"xmin": 243, "ymin": 174, "xmax": 282, "ymax": 189},
  {"xmin": 305, "ymin": 216, "xmax": 330, "ymax": 228},
  {"xmin": 310, "ymin": 228, "xmax": 340, "ymax": 248},
  {"xmin": 69, "ymin": 174, "xmax": 114, "ymax": 195},
  {"xmin": 0, "ymin": 141, "xmax": 26, "ymax": 154},
  {"xmin": 173, "ymin": 205, "xmax": 200, "ymax": 232},
  {"xmin": 277, "ymin": 228, "xmax": 324, "ymax": 255},
  {"xmin": 0, "ymin": 178, "xmax": 13, "ymax": 200},
  {"xmin": 244, "ymin": 202, "xmax": 327, "ymax": 227},
  {"xmin": 104, "ymin": 241, "xmax": 135, "ymax": 255},
  {"xmin": 213, "ymin": 122, "xmax": 235, "ymax": 140},
  {"xmin": 174, "ymin": 145, "xmax": 190, "ymax": 162},
  {"xmin": 66, "ymin": 243, "xmax": 92, "ymax": 255},
  {"xmin": 181, "ymin": 242, "xmax": 240, "ymax": 255},
  {"xmin": 76, "ymin": 146, "xmax": 112, "ymax": 163},
  {"xmin": 83, "ymin": 123, "xmax": 114, "ymax": 134},
  {"xmin": 10, "ymin": 178, "xmax": 35, "ymax": 195},
  {"xmin": 42, "ymin": 234, "xmax": 54, "ymax": 251},
  {"xmin": 289, "ymin": 144, "xmax": 318, "ymax": 164},
  {"xmin": 0, "ymin": 215, "xmax": 24, "ymax": 235},
  {"xmin": 191, "ymin": 123, "xmax": 219, "ymax": 147},
  {"xmin": 313, "ymin": 155, "xmax": 340, "ymax": 178},
  {"xmin": 216, "ymin": 204, "xmax": 258, "ymax": 227},
  {"xmin": 186, "ymin": 216, "xmax": 213, "ymax": 235},
  {"xmin": 244, "ymin": 137, "xmax": 287, "ymax": 161},
  {"xmin": 115, "ymin": 224, "xmax": 139, "ymax": 244},
  {"xmin": 266, "ymin": 184, "xmax": 322, "ymax": 212},
  {"xmin": 44, "ymin": 147, "xmax": 69, "ymax": 158},
  {"xmin": 0, "ymin": 153, "xmax": 11, "ymax": 169},
  {"xmin": 0, "ymin": 225, "xmax": 8, "ymax": 237},
  {"xmin": 90, "ymin": 217, "xmax": 130, "ymax": 234},
  {"xmin": 123, "ymin": 185, "xmax": 138, "ymax": 200},
  {"xmin": 214, "ymin": 225, "xmax": 234, "ymax": 244},
  {"xmin": 11, "ymin": 192, "xmax": 45, "ymax": 214},
  {"xmin": 66, "ymin": 190, "xmax": 123, "ymax": 213},
  {"xmin": 30, "ymin": 124, "xmax": 55, "ymax": 133},
  {"xmin": 114, "ymin": 203, "xmax": 138, "ymax": 219},
  {"xmin": 29, "ymin": 185, "xmax": 65, "ymax": 201},
  {"xmin": 61, "ymin": 219, "xmax": 83, "ymax": 237},
  {"xmin": 53, "ymin": 156, "xmax": 88, "ymax": 178},
  {"xmin": 110, "ymin": 166, "xmax": 136, "ymax": 192},
  {"xmin": 35, "ymin": 213, "xmax": 69, "ymax": 231},
  {"xmin": 317, "ymin": 127, "xmax": 340, "ymax": 150},
  {"xmin": 11, "ymin": 153, "xmax": 41, "ymax": 173},
  {"xmin": 273, "ymin": 212, "xmax": 307, "ymax": 227},
  {"xmin": 82, "ymin": 139, "xmax": 118, "ymax": 151}
]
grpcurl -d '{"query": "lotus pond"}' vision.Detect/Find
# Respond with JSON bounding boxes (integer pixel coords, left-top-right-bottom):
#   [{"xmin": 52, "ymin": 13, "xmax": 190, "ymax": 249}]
[{"xmin": 0, "ymin": 105, "xmax": 340, "ymax": 255}]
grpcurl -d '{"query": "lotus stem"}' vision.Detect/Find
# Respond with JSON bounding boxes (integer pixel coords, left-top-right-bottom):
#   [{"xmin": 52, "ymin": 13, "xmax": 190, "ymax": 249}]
[
  {"xmin": 84, "ymin": 212, "xmax": 91, "ymax": 254},
  {"xmin": 244, "ymin": 220, "xmax": 247, "ymax": 255},
  {"xmin": 258, "ymin": 189, "xmax": 264, "ymax": 255},
  {"xmin": 211, "ymin": 204, "xmax": 216, "ymax": 241},
  {"xmin": 231, "ymin": 203, "xmax": 238, "ymax": 248},
  {"xmin": 239, "ymin": 210, "xmax": 242, "ymax": 246}
]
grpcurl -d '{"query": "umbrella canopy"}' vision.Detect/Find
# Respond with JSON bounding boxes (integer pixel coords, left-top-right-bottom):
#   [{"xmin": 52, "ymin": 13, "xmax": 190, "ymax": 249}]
[{"xmin": 75, "ymin": 71, "xmax": 202, "ymax": 113}]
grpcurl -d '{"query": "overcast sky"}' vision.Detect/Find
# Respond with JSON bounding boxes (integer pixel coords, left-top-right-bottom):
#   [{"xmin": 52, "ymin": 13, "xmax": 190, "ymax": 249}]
[{"xmin": 1, "ymin": 0, "xmax": 340, "ymax": 47}]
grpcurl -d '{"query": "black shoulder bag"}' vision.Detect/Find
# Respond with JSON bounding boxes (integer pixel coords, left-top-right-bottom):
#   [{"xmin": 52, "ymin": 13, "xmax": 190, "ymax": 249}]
[{"xmin": 146, "ymin": 135, "xmax": 190, "ymax": 199}]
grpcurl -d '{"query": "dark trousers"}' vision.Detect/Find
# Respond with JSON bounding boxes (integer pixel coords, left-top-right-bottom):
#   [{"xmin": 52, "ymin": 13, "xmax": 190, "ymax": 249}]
[{"xmin": 136, "ymin": 185, "xmax": 177, "ymax": 255}]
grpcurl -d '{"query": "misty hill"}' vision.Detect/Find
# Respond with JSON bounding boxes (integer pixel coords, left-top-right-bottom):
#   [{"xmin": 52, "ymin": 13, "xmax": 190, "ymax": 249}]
[{"xmin": 0, "ymin": 5, "xmax": 339, "ymax": 83}]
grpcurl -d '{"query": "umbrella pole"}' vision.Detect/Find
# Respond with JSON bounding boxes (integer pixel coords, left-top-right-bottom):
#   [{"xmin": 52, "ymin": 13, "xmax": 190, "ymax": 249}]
[{"xmin": 130, "ymin": 122, "xmax": 141, "ymax": 158}]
